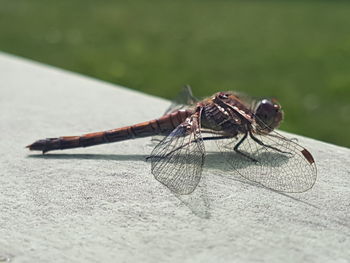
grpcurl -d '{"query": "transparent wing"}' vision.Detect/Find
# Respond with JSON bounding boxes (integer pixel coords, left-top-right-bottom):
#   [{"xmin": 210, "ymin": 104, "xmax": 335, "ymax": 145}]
[
  {"xmin": 150, "ymin": 85, "xmax": 198, "ymax": 145},
  {"xmin": 216, "ymin": 130, "xmax": 317, "ymax": 193},
  {"xmin": 164, "ymin": 85, "xmax": 198, "ymax": 115},
  {"xmin": 149, "ymin": 114, "xmax": 205, "ymax": 195}
]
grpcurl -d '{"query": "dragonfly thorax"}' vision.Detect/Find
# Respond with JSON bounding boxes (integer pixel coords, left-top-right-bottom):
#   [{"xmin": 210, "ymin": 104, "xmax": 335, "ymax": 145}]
[{"xmin": 200, "ymin": 93, "xmax": 252, "ymax": 135}]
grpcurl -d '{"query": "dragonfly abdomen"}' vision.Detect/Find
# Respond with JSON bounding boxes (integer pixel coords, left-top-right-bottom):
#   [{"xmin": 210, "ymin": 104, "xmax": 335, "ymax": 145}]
[{"xmin": 27, "ymin": 109, "xmax": 193, "ymax": 153}]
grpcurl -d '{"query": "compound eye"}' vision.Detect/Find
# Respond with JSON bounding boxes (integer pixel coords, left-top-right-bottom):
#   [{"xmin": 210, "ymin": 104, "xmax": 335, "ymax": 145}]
[
  {"xmin": 255, "ymin": 99, "xmax": 283, "ymax": 131},
  {"xmin": 258, "ymin": 99, "xmax": 275, "ymax": 114}
]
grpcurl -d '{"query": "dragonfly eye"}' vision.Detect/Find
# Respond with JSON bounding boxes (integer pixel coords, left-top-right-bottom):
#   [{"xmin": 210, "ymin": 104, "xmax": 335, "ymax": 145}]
[{"xmin": 255, "ymin": 99, "xmax": 283, "ymax": 132}]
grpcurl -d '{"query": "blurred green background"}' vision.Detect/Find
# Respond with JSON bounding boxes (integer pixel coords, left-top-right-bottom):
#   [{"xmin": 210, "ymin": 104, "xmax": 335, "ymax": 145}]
[{"xmin": 0, "ymin": 0, "xmax": 349, "ymax": 147}]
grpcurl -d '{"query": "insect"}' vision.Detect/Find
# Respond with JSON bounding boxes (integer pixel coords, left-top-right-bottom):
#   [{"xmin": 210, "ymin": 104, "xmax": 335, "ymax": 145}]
[{"xmin": 27, "ymin": 86, "xmax": 317, "ymax": 194}]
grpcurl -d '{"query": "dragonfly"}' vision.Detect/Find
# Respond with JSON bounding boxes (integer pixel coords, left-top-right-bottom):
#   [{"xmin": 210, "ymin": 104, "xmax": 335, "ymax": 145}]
[{"xmin": 27, "ymin": 86, "xmax": 317, "ymax": 195}]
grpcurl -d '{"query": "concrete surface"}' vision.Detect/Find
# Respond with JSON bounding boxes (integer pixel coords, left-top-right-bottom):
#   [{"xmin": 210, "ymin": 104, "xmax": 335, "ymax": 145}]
[{"xmin": 0, "ymin": 52, "xmax": 349, "ymax": 263}]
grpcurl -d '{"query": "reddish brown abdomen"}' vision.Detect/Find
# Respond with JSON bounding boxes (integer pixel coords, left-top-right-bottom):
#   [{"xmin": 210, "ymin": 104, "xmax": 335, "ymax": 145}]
[{"xmin": 27, "ymin": 109, "xmax": 193, "ymax": 153}]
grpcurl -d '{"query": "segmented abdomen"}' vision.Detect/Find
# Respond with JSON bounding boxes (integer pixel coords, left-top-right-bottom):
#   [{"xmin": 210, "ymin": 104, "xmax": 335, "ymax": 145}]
[{"xmin": 27, "ymin": 109, "xmax": 194, "ymax": 153}]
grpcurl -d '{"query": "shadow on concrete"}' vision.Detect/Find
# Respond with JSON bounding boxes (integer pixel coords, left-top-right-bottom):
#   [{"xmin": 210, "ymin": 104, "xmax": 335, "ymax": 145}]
[
  {"xmin": 175, "ymin": 180, "xmax": 211, "ymax": 219},
  {"xmin": 27, "ymin": 153, "xmax": 148, "ymax": 161},
  {"xmin": 27, "ymin": 151, "xmax": 288, "ymax": 168},
  {"xmin": 27, "ymin": 152, "xmax": 318, "ymax": 213}
]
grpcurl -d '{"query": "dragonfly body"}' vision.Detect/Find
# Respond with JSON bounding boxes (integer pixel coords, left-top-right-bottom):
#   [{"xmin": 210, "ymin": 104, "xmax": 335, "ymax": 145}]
[
  {"xmin": 28, "ymin": 87, "xmax": 316, "ymax": 195},
  {"xmin": 28, "ymin": 108, "xmax": 194, "ymax": 153},
  {"xmin": 201, "ymin": 92, "xmax": 254, "ymax": 135}
]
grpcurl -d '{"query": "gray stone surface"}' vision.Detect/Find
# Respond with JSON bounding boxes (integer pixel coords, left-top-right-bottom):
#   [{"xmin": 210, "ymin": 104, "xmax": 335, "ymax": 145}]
[{"xmin": 0, "ymin": 52, "xmax": 349, "ymax": 263}]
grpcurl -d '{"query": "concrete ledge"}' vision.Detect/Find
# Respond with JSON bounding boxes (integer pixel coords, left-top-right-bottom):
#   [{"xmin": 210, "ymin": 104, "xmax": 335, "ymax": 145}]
[{"xmin": 0, "ymin": 52, "xmax": 349, "ymax": 263}]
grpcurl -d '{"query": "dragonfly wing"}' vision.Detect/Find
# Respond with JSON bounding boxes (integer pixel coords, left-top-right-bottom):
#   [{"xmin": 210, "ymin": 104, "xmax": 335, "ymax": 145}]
[
  {"xmin": 150, "ymin": 113, "xmax": 205, "ymax": 195},
  {"xmin": 150, "ymin": 86, "xmax": 198, "ymax": 145},
  {"xmin": 164, "ymin": 85, "xmax": 198, "ymax": 115},
  {"xmin": 216, "ymin": 130, "xmax": 317, "ymax": 193}
]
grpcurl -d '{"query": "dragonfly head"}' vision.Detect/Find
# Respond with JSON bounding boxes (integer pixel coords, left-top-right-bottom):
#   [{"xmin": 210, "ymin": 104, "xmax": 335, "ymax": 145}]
[{"xmin": 254, "ymin": 98, "xmax": 284, "ymax": 133}]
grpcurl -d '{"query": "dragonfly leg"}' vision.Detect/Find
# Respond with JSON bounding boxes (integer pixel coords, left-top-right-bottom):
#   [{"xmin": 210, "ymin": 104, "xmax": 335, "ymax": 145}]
[
  {"xmin": 233, "ymin": 132, "xmax": 258, "ymax": 163},
  {"xmin": 248, "ymin": 131, "xmax": 291, "ymax": 155},
  {"xmin": 201, "ymin": 135, "xmax": 232, "ymax": 142}
]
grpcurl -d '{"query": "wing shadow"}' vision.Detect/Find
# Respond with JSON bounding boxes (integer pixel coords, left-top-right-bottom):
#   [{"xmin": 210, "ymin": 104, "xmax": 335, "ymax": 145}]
[
  {"xmin": 27, "ymin": 151, "xmax": 316, "ymax": 210},
  {"xmin": 27, "ymin": 151, "xmax": 288, "ymax": 168}
]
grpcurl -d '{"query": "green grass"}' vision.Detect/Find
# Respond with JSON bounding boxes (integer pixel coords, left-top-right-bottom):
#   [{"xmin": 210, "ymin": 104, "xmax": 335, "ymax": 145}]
[{"xmin": 1, "ymin": 0, "xmax": 349, "ymax": 147}]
